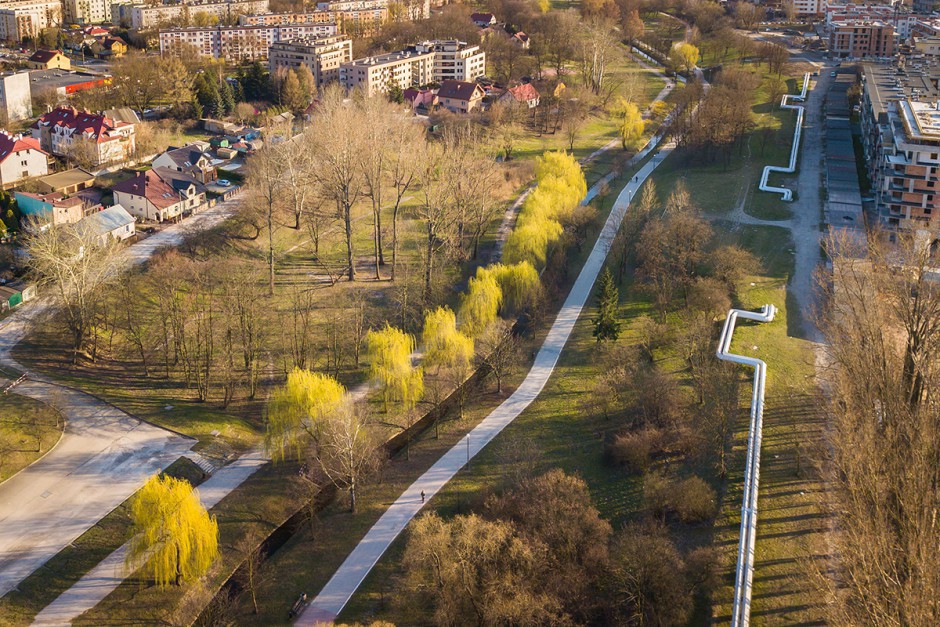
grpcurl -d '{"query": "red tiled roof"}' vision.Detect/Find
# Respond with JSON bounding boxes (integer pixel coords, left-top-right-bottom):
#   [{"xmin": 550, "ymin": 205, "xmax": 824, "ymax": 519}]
[
  {"xmin": 112, "ymin": 170, "xmax": 180, "ymax": 209},
  {"xmin": 33, "ymin": 107, "xmax": 132, "ymax": 144},
  {"xmin": 507, "ymin": 83, "xmax": 540, "ymax": 102},
  {"xmin": 0, "ymin": 132, "xmax": 47, "ymax": 163}
]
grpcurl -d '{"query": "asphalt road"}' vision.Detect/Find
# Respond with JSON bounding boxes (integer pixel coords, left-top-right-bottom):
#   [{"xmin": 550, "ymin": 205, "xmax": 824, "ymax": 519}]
[
  {"xmin": 0, "ymin": 196, "xmax": 243, "ymax": 599},
  {"xmin": 298, "ymin": 136, "xmax": 678, "ymax": 625}
]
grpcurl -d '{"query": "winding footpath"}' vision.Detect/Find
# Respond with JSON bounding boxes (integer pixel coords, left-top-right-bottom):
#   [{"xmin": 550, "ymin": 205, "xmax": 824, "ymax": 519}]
[
  {"xmin": 298, "ymin": 135, "xmax": 678, "ymax": 625},
  {"xmin": 0, "ymin": 197, "xmax": 244, "ymax": 601}
]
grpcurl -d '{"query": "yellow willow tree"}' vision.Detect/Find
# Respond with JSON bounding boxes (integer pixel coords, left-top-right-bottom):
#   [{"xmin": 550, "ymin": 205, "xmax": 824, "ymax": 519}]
[
  {"xmin": 459, "ymin": 267, "xmax": 504, "ymax": 337},
  {"xmin": 615, "ymin": 99, "xmax": 645, "ymax": 150},
  {"xmin": 491, "ymin": 262, "xmax": 542, "ymax": 313},
  {"xmin": 367, "ymin": 324, "xmax": 424, "ymax": 412},
  {"xmin": 422, "ymin": 306, "xmax": 475, "ymax": 372},
  {"xmin": 536, "ymin": 151, "xmax": 587, "ymax": 200},
  {"xmin": 504, "ymin": 214, "xmax": 564, "ymax": 267},
  {"xmin": 264, "ymin": 368, "xmax": 347, "ymax": 462},
  {"xmin": 126, "ymin": 475, "xmax": 218, "ymax": 588}
]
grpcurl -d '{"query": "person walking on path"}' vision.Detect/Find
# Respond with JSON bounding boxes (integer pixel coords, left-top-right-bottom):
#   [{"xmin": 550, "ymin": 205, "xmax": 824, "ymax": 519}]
[{"xmin": 420, "ymin": 491, "xmax": 425, "ymax": 503}]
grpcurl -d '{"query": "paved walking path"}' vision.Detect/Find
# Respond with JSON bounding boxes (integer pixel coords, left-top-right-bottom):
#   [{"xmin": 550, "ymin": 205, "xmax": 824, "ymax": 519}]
[
  {"xmin": 32, "ymin": 448, "xmax": 268, "ymax": 626},
  {"xmin": 0, "ymin": 196, "xmax": 244, "ymax": 600},
  {"xmin": 298, "ymin": 136, "xmax": 678, "ymax": 625}
]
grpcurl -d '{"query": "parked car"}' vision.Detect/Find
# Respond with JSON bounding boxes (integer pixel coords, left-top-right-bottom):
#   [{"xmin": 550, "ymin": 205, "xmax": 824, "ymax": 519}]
[{"xmin": 217, "ymin": 179, "xmax": 231, "ymax": 187}]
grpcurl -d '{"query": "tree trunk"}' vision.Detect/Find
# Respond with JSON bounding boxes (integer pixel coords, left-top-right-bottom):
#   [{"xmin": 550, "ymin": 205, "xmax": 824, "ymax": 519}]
[
  {"xmin": 391, "ymin": 204, "xmax": 400, "ymax": 281},
  {"xmin": 268, "ymin": 199, "xmax": 275, "ymax": 296},
  {"xmin": 344, "ymin": 200, "xmax": 355, "ymax": 281}
]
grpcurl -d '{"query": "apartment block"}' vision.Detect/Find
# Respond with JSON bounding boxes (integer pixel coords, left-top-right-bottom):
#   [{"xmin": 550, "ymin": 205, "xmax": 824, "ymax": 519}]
[
  {"xmin": 0, "ymin": 0, "xmax": 61, "ymax": 42},
  {"xmin": 62, "ymin": 0, "xmax": 111, "ymax": 25},
  {"xmin": 269, "ymin": 36, "xmax": 352, "ymax": 87},
  {"xmin": 340, "ymin": 40, "xmax": 485, "ymax": 97},
  {"xmin": 31, "ymin": 106, "xmax": 136, "ymax": 166},
  {"xmin": 861, "ymin": 62, "xmax": 940, "ymax": 227},
  {"xmin": 829, "ymin": 21, "xmax": 895, "ymax": 59},
  {"xmin": 160, "ymin": 22, "xmax": 338, "ymax": 60},
  {"xmin": 129, "ymin": 0, "xmax": 269, "ymax": 29},
  {"xmin": 239, "ymin": 9, "xmax": 384, "ymax": 35},
  {"xmin": 0, "ymin": 72, "xmax": 31, "ymax": 122},
  {"xmin": 793, "ymin": 0, "xmax": 824, "ymax": 17},
  {"xmin": 914, "ymin": 0, "xmax": 938, "ymax": 14},
  {"xmin": 318, "ymin": 0, "xmax": 428, "ymax": 19},
  {"xmin": 240, "ymin": 11, "xmax": 336, "ymax": 26}
]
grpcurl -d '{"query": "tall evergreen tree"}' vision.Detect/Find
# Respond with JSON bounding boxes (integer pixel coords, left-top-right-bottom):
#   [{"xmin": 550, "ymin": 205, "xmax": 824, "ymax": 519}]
[
  {"xmin": 592, "ymin": 268, "xmax": 621, "ymax": 342},
  {"xmin": 219, "ymin": 78, "xmax": 235, "ymax": 114}
]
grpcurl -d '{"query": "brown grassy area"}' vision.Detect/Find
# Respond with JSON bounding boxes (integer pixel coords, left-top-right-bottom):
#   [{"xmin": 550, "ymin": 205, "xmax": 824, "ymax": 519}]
[{"xmin": 0, "ymin": 393, "xmax": 62, "ymax": 483}]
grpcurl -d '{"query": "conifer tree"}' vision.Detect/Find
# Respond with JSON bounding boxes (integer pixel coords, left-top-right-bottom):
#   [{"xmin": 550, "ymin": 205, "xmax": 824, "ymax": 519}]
[{"xmin": 592, "ymin": 268, "xmax": 621, "ymax": 342}]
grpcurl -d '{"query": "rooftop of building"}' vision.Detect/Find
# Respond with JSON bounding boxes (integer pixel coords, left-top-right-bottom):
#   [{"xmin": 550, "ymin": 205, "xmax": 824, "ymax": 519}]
[
  {"xmin": 271, "ymin": 34, "xmax": 351, "ymax": 47},
  {"xmin": 37, "ymin": 167, "xmax": 95, "ymax": 190},
  {"xmin": 27, "ymin": 68, "xmax": 110, "ymax": 92},
  {"xmin": 863, "ymin": 61, "xmax": 940, "ymax": 118}
]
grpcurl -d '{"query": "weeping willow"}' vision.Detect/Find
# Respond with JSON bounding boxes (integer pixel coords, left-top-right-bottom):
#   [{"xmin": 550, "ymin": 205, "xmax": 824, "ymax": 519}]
[
  {"xmin": 422, "ymin": 306, "xmax": 475, "ymax": 371},
  {"xmin": 366, "ymin": 324, "xmax": 424, "ymax": 411},
  {"xmin": 458, "ymin": 267, "xmax": 504, "ymax": 337},
  {"xmin": 265, "ymin": 368, "xmax": 347, "ymax": 462},
  {"xmin": 126, "ymin": 475, "xmax": 219, "ymax": 589}
]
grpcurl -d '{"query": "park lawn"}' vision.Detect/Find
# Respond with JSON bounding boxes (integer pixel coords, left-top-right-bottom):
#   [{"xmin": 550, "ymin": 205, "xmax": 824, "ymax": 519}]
[
  {"xmin": 338, "ymin": 175, "xmax": 827, "ymax": 625},
  {"xmin": 0, "ymin": 393, "xmax": 62, "ymax": 483},
  {"xmin": 0, "ymin": 457, "xmax": 205, "ymax": 626},
  {"xmin": 234, "ymin": 160, "xmax": 647, "ymax": 623}
]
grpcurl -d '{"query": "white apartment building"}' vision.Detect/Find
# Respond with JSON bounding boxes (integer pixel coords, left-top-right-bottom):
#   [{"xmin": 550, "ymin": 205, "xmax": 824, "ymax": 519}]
[
  {"xmin": 316, "ymin": 0, "xmax": 428, "ymax": 19},
  {"xmin": 269, "ymin": 35, "xmax": 352, "ymax": 87},
  {"xmin": 793, "ymin": 0, "xmax": 825, "ymax": 16},
  {"xmin": 0, "ymin": 72, "xmax": 31, "ymax": 122},
  {"xmin": 129, "ymin": 0, "xmax": 269, "ymax": 29},
  {"xmin": 0, "ymin": 0, "xmax": 61, "ymax": 42},
  {"xmin": 160, "ymin": 22, "xmax": 338, "ymax": 60},
  {"xmin": 340, "ymin": 39, "xmax": 485, "ymax": 97},
  {"xmin": 62, "ymin": 0, "xmax": 111, "ymax": 25}
]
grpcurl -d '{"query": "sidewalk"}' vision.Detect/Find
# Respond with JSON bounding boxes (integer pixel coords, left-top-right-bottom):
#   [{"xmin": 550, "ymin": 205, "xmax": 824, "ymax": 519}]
[
  {"xmin": 32, "ymin": 448, "xmax": 268, "ymax": 626},
  {"xmin": 298, "ymin": 136, "xmax": 679, "ymax": 625}
]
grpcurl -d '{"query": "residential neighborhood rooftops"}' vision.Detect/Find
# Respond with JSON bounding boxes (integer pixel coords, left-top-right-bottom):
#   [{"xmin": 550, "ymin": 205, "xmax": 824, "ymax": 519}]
[
  {"xmin": 111, "ymin": 168, "xmax": 205, "ymax": 209},
  {"xmin": 27, "ymin": 49, "xmax": 65, "ymax": 64},
  {"xmin": 505, "ymin": 82, "xmax": 540, "ymax": 103},
  {"xmin": 37, "ymin": 168, "xmax": 95, "ymax": 191}
]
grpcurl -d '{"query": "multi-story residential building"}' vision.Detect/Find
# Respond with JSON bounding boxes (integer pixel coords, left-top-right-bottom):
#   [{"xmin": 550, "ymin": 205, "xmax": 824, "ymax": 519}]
[
  {"xmin": 62, "ymin": 0, "xmax": 112, "ymax": 25},
  {"xmin": 793, "ymin": 0, "xmax": 824, "ymax": 17},
  {"xmin": 0, "ymin": 0, "xmax": 61, "ymax": 43},
  {"xmin": 0, "ymin": 131, "xmax": 48, "ymax": 189},
  {"xmin": 241, "ymin": 8, "xmax": 386, "ymax": 34},
  {"xmin": 151, "ymin": 142, "xmax": 216, "ymax": 184},
  {"xmin": 160, "ymin": 22, "xmax": 338, "ymax": 60},
  {"xmin": 914, "ymin": 0, "xmax": 938, "ymax": 15},
  {"xmin": 112, "ymin": 167, "xmax": 206, "ymax": 222},
  {"xmin": 860, "ymin": 62, "xmax": 940, "ymax": 227},
  {"xmin": 341, "ymin": 39, "xmax": 485, "ymax": 97},
  {"xmin": 240, "ymin": 11, "xmax": 335, "ymax": 25},
  {"xmin": 31, "ymin": 106, "xmax": 136, "ymax": 166},
  {"xmin": 317, "ymin": 0, "xmax": 428, "ymax": 19},
  {"xmin": 0, "ymin": 72, "xmax": 31, "ymax": 122},
  {"xmin": 128, "ymin": 0, "xmax": 269, "ymax": 30},
  {"xmin": 269, "ymin": 35, "xmax": 352, "ymax": 87},
  {"xmin": 829, "ymin": 21, "xmax": 895, "ymax": 58}
]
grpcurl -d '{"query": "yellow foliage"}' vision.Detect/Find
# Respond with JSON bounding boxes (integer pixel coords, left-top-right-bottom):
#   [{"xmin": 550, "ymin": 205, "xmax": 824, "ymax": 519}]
[
  {"xmin": 265, "ymin": 369, "xmax": 347, "ymax": 462},
  {"xmin": 503, "ymin": 216, "xmax": 564, "ymax": 267},
  {"xmin": 615, "ymin": 99, "xmax": 645, "ymax": 150},
  {"xmin": 422, "ymin": 306, "xmax": 475, "ymax": 371},
  {"xmin": 367, "ymin": 324, "xmax": 424, "ymax": 410},
  {"xmin": 127, "ymin": 475, "xmax": 219, "ymax": 589},
  {"xmin": 673, "ymin": 43, "xmax": 700, "ymax": 72},
  {"xmin": 459, "ymin": 267, "xmax": 504, "ymax": 337},
  {"xmin": 536, "ymin": 151, "xmax": 587, "ymax": 199},
  {"xmin": 489, "ymin": 262, "xmax": 541, "ymax": 312}
]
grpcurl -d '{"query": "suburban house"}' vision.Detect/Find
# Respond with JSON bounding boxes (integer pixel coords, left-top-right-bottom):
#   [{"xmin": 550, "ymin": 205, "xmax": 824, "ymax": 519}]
[
  {"xmin": 501, "ymin": 83, "xmax": 541, "ymax": 108},
  {"xmin": 112, "ymin": 167, "xmax": 207, "ymax": 222},
  {"xmin": 15, "ymin": 191, "xmax": 90, "ymax": 227},
  {"xmin": 0, "ymin": 131, "xmax": 48, "ymax": 188},
  {"xmin": 80, "ymin": 204, "xmax": 135, "ymax": 244},
  {"xmin": 471, "ymin": 12, "xmax": 496, "ymax": 27},
  {"xmin": 404, "ymin": 87, "xmax": 437, "ymax": 111},
  {"xmin": 436, "ymin": 80, "xmax": 485, "ymax": 113},
  {"xmin": 152, "ymin": 143, "xmax": 217, "ymax": 184},
  {"xmin": 35, "ymin": 167, "xmax": 95, "ymax": 194},
  {"xmin": 31, "ymin": 107, "xmax": 137, "ymax": 166},
  {"xmin": 26, "ymin": 49, "xmax": 70, "ymax": 70},
  {"xmin": 512, "ymin": 31, "xmax": 530, "ymax": 49},
  {"xmin": 89, "ymin": 37, "xmax": 127, "ymax": 59}
]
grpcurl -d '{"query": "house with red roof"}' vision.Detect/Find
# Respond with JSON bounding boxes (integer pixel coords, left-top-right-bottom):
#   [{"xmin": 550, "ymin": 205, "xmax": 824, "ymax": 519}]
[
  {"xmin": 436, "ymin": 80, "xmax": 485, "ymax": 113},
  {"xmin": 500, "ymin": 82, "xmax": 541, "ymax": 108},
  {"xmin": 0, "ymin": 131, "xmax": 48, "ymax": 189},
  {"xmin": 112, "ymin": 167, "xmax": 207, "ymax": 222},
  {"xmin": 31, "ymin": 106, "xmax": 136, "ymax": 167}
]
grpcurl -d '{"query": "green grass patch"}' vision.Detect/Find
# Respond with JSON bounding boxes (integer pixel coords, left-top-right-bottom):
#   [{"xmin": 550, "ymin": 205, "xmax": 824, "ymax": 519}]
[
  {"xmin": 0, "ymin": 393, "xmax": 62, "ymax": 483},
  {"xmin": 0, "ymin": 457, "xmax": 205, "ymax": 626}
]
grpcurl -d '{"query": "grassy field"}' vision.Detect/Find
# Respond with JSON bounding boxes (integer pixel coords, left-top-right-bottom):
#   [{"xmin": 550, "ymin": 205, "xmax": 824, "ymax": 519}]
[
  {"xmin": 0, "ymin": 393, "xmax": 62, "ymax": 483},
  {"xmin": 0, "ymin": 457, "xmax": 204, "ymax": 626}
]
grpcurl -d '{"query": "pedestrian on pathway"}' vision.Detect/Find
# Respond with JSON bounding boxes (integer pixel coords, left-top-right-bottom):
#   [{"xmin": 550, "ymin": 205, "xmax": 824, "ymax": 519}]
[{"xmin": 420, "ymin": 490, "xmax": 425, "ymax": 503}]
